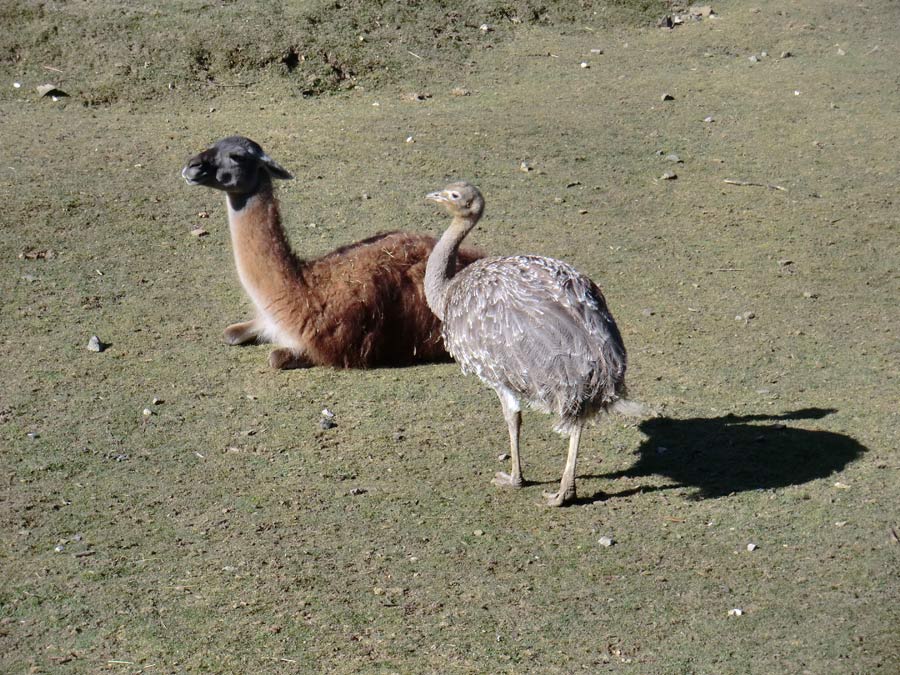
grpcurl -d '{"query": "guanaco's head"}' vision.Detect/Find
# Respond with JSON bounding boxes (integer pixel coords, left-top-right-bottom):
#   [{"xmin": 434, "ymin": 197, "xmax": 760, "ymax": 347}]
[
  {"xmin": 182, "ymin": 136, "xmax": 293, "ymax": 195},
  {"xmin": 425, "ymin": 181, "xmax": 485, "ymax": 222}
]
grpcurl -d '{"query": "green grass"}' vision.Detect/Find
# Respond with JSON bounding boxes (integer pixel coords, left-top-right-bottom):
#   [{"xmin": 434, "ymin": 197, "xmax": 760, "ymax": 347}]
[{"xmin": 1, "ymin": 0, "xmax": 899, "ymax": 672}]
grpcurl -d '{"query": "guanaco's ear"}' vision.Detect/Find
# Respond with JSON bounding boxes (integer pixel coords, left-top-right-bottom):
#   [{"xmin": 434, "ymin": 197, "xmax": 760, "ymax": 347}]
[{"xmin": 260, "ymin": 154, "xmax": 294, "ymax": 180}]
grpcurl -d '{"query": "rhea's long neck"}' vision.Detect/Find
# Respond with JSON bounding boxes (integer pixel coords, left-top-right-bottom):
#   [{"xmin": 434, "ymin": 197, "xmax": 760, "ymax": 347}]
[
  {"xmin": 225, "ymin": 178, "xmax": 304, "ymax": 305},
  {"xmin": 424, "ymin": 216, "xmax": 475, "ymax": 320}
]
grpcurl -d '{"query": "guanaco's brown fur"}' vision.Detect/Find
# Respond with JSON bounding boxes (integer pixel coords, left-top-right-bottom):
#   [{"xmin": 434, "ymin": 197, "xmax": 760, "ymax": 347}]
[{"xmin": 182, "ymin": 136, "xmax": 481, "ymax": 369}]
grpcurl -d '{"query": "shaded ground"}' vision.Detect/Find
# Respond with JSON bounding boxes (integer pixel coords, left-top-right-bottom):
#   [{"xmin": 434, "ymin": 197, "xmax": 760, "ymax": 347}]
[{"xmin": 1, "ymin": 0, "xmax": 898, "ymax": 673}]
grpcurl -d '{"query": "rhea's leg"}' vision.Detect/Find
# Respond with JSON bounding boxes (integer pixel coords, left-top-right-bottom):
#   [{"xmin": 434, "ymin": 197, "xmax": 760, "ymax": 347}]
[
  {"xmin": 491, "ymin": 390, "xmax": 523, "ymax": 488},
  {"xmin": 268, "ymin": 348, "xmax": 314, "ymax": 370},
  {"xmin": 543, "ymin": 420, "xmax": 584, "ymax": 507},
  {"xmin": 224, "ymin": 319, "xmax": 263, "ymax": 346}
]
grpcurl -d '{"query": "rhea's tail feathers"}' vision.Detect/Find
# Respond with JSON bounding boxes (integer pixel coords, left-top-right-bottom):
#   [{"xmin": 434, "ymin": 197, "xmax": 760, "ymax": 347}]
[{"xmin": 608, "ymin": 397, "xmax": 653, "ymax": 418}]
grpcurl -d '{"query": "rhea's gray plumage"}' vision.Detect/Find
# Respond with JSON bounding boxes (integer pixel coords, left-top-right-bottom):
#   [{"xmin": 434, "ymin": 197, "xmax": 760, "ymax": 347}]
[{"xmin": 425, "ymin": 181, "xmax": 632, "ymax": 507}]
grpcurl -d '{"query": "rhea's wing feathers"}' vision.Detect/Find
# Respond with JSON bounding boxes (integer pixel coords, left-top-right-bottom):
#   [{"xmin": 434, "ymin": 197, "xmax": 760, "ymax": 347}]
[{"xmin": 442, "ymin": 256, "xmax": 626, "ymax": 418}]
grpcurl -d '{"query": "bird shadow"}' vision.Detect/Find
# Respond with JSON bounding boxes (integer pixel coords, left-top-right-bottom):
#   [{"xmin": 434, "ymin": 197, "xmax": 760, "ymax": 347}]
[{"xmin": 574, "ymin": 407, "xmax": 866, "ymax": 504}]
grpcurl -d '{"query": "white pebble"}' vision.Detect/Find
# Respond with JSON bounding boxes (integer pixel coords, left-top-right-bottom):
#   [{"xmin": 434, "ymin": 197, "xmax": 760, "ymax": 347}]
[
  {"xmin": 87, "ymin": 335, "xmax": 104, "ymax": 352},
  {"xmin": 598, "ymin": 536, "xmax": 615, "ymax": 547},
  {"xmin": 580, "ymin": 61, "xmax": 590, "ymax": 69},
  {"xmin": 142, "ymin": 408, "xmax": 153, "ymax": 417},
  {"xmin": 747, "ymin": 543, "xmax": 757, "ymax": 551},
  {"xmin": 728, "ymin": 608, "xmax": 744, "ymax": 617},
  {"xmin": 13, "ymin": 82, "xmax": 22, "ymax": 89}
]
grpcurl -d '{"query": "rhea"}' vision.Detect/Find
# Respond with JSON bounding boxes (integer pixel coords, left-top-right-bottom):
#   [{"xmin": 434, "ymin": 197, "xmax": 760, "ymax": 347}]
[
  {"xmin": 181, "ymin": 136, "xmax": 481, "ymax": 369},
  {"xmin": 424, "ymin": 182, "xmax": 633, "ymax": 506}
]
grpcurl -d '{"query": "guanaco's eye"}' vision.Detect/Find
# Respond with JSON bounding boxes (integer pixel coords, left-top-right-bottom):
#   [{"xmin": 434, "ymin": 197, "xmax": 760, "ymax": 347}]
[{"xmin": 450, "ymin": 191, "xmax": 460, "ymax": 199}]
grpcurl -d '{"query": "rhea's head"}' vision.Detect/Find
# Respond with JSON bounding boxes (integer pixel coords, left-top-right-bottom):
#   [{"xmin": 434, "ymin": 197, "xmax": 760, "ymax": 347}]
[
  {"xmin": 182, "ymin": 136, "xmax": 293, "ymax": 195},
  {"xmin": 426, "ymin": 181, "xmax": 485, "ymax": 223}
]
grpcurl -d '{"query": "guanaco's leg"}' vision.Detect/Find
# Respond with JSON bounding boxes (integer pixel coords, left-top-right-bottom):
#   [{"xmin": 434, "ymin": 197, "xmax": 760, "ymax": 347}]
[
  {"xmin": 224, "ymin": 319, "xmax": 263, "ymax": 346},
  {"xmin": 491, "ymin": 390, "xmax": 524, "ymax": 488},
  {"xmin": 268, "ymin": 348, "xmax": 314, "ymax": 370},
  {"xmin": 543, "ymin": 420, "xmax": 584, "ymax": 507}
]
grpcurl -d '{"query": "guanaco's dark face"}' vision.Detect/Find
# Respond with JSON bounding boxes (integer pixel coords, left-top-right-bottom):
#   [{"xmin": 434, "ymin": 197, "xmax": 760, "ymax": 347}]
[
  {"xmin": 426, "ymin": 181, "xmax": 485, "ymax": 220},
  {"xmin": 182, "ymin": 136, "xmax": 293, "ymax": 194}
]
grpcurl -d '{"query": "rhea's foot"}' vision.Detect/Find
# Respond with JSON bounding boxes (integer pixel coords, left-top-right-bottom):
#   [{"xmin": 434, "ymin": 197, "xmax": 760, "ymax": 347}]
[
  {"xmin": 491, "ymin": 472, "xmax": 523, "ymax": 489},
  {"xmin": 542, "ymin": 488, "xmax": 576, "ymax": 507},
  {"xmin": 268, "ymin": 348, "xmax": 313, "ymax": 370},
  {"xmin": 224, "ymin": 320, "xmax": 261, "ymax": 346}
]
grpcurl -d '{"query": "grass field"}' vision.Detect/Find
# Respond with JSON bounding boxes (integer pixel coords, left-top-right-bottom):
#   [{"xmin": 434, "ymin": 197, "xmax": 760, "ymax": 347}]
[{"xmin": 1, "ymin": 0, "xmax": 898, "ymax": 672}]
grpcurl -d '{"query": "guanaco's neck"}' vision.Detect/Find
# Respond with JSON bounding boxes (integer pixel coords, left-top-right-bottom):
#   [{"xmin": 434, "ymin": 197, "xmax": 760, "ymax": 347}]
[
  {"xmin": 226, "ymin": 177, "xmax": 304, "ymax": 306},
  {"xmin": 425, "ymin": 215, "xmax": 476, "ymax": 320}
]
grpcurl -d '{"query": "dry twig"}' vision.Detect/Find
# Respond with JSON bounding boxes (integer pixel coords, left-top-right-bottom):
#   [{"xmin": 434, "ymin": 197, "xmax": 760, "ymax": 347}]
[{"xmin": 723, "ymin": 179, "xmax": 786, "ymax": 191}]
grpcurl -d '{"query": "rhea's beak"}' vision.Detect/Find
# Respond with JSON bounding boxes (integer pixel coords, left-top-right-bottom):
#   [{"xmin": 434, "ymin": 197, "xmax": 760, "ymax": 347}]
[{"xmin": 425, "ymin": 190, "xmax": 447, "ymax": 204}]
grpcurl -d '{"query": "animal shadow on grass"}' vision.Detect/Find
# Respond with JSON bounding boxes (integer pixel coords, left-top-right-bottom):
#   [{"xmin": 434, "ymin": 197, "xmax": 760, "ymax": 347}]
[{"xmin": 586, "ymin": 407, "xmax": 866, "ymax": 502}]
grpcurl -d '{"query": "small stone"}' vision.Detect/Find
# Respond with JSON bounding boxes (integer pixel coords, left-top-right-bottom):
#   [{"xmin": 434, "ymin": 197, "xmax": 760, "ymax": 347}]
[
  {"xmin": 802, "ymin": 291, "xmax": 818, "ymax": 299},
  {"xmin": 152, "ymin": 397, "xmax": 163, "ymax": 405},
  {"xmin": 142, "ymin": 408, "xmax": 153, "ymax": 417},
  {"xmin": 13, "ymin": 81, "xmax": 21, "ymax": 89},
  {"xmin": 497, "ymin": 453, "xmax": 510, "ymax": 461},
  {"xmin": 373, "ymin": 586, "xmax": 385, "ymax": 596},
  {"xmin": 703, "ymin": 115, "xmax": 715, "ymax": 123},
  {"xmin": 661, "ymin": 92, "xmax": 675, "ymax": 101},
  {"xmin": 26, "ymin": 432, "xmax": 39, "ymax": 440},
  {"xmin": 54, "ymin": 544, "xmax": 65, "ymax": 553},
  {"xmin": 319, "ymin": 418, "xmax": 337, "ymax": 430},
  {"xmin": 598, "ymin": 536, "xmax": 615, "ymax": 547},
  {"xmin": 37, "ymin": 83, "xmax": 67, "ymax": 98},
  {"xmin": 479, "ymin": 23, "xmax": 491, "ymax": 32},
  {"xmin": 190, "ymin": 227, "xmax": 208, "ymax": 237},
  {"xmin": 836, "ymin": 48, "xmax": 846, "ymax": 56},
  {"xmin": 580, "ymin": 61, "xmax": 590, "ymax": 69},
  {"xmin": 87, "ymin": 335, "xmax": 104, "ymax": 352},
  {"xmin": 473, "ymin": 529, "xmax": 485, "ymax": 536},
  {"xmin": 747, "ymin": 543, "xmax": 758, "ymax": 552},
  {"xmin": 642, "ymin": 308, "xmax": 655, "ymax": 317},
  {"xmin": 661, "ymin": 171, "xmax": 677, "ymax": 180},
  {"xmin": 748, "ymin": 55, "xmax": 759, "ymax": 63},
  {"xmin": 321, "ymin": 408, "xmax": 335, "ymax": 419},
  {"xmin": 665, "ymin": 154, "xmax": 682, "ymax": 163},
  {"xmin": 778, "ymin": 259, "xmax": 793, "ymax": 266},
  {"xmin": 728, "ymin": 608, "xmax": 744, "ymax": 617},
  {"xmin": 590, "ymin": 48, "xmax": 604, "ymax": 54},
  {"xmin": 656, "ymin": 446, "xmax": 669, "ymax": 455},
  {"xmin": 405, "ymin": 135, "xmax": 414, "ymax": 143},
  {"xmin": 834, "ymin": 521, "xmax": 847, "ymax": 527},
  {"xmin": 197, "ymin": 210, "xmax": 210, "ymax": 218},
  {"xmin": 451, "ymin": 87, "xmax": 471, "ymax": 97},
  {"xmin": 833, "ymin": 481, "xmax": 850, "ymax": 489},
  {"xmin": 760, "ymin": 51, "xmax": 768, "ymax": 58},
  {"xmin": 780, "ymin": 51, "xmax": 792, "ymax": 58},
  {"xmin": 519, "ymin": 161, "xmax": 533, "ymax": 172},
  {"xmin": 349, "ymin": 487, "xmax": 367, "ymax": 496}
]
